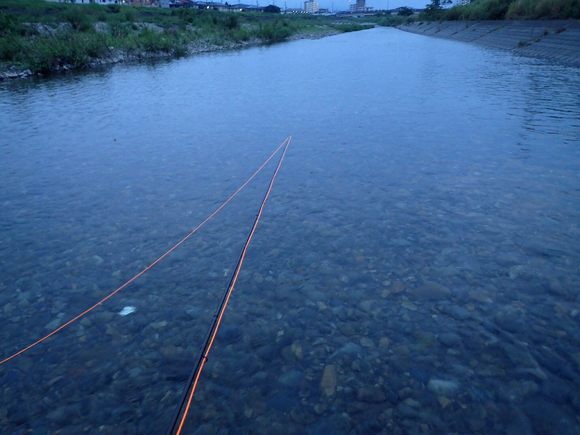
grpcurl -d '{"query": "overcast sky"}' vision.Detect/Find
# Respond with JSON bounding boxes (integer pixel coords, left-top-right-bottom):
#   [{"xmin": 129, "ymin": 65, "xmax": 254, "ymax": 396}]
[{"xmin": 275, "ymin": 0, "xmax": 431, "ymax": 11}]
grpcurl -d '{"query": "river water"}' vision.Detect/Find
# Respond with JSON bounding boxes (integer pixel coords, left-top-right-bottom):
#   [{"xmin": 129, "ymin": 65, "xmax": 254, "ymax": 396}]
[{"xmin": 1, "ymin": 27, "xmax": 580, "ymax": 435}]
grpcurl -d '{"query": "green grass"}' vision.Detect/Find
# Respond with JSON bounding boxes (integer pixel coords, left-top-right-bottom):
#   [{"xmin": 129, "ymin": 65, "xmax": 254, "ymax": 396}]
[
  {"xmin": 356, "ymin": 13, "xmax": 416, "ymax": 27},
  {"xmin": 257, "ymin": 20, "xmax": 293, "ymax": 42},
  {"xmin": 367, "ymin": 0, "xmax": 579, "ymax": 25},
  {"xmin": 506, "ymin": 0, "xmax": 580, "ymax": 18},
  {"xmin": 331, "ymin": 23, "xmax": 374, "ymax": 32},
  {"xmin": 0, "ymin": 0, "xmax": 372, "ymax": 74},
  {"xmin": 420, "ymin": 0, "xmax": 580, "ymax": 21}
]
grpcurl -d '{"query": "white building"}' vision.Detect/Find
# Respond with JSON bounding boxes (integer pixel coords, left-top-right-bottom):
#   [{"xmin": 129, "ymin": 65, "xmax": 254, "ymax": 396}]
[
  {"xmin": 349, "ymin": 0, "xmax": 366, "ymax": 12},
  {"xmin": 304, "ymin": 0, "xmax": 319, "ymax": 13}
]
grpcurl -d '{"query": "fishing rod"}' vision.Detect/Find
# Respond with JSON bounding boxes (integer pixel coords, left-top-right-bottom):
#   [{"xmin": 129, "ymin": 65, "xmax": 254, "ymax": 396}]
[{"xmin": 165, "ymin": 137, "xmax": 291, "ymax": 435}]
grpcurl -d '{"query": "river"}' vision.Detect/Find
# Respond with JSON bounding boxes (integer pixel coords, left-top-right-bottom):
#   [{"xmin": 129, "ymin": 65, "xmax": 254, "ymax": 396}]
[{"xmin": 1, "ymin": 27, "xmax": 580, "ymax": 434}]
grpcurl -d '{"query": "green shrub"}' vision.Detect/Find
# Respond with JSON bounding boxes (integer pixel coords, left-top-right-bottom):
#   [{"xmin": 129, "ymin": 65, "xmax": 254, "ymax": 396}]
[
  {"xmin": 0, "ymin": 35, "xmax": 25, "ymax": 62},
  {"xmin": 398, "ymin": 6, "xmax": 415, "ymax": 15},
  {"xmin": 26, "ymin": 33, "xmax": 90, "ymax": 73},
  {"xmin": 438, "ymin": 0, "xmax": 580, "ymax": 21},
  {"xmin": 123, "ymin": 7, "xmax": 136, "ymax": 22},
  {"xmin": 257, "ymin": 21, "xmax": 292, "ymax": 41},
  {"xmin": 506, "ymin": 0, "xmax": 580, "ymax": 19},
  {"xmin": 84, "ymin": 33, "xmax": 110, "ymax": 57},
  {"xmin": 131, "ymin": 28, "xmax": 186, "ymax": 54},
  {"xmin": 444, "ymin": 5, "xmax": 463, "ymax": 19},
  {"xmin": 107, "ymin": 4, "xmax": 122, "ymax": 13},
  {"xmin": 332, "ymin": 23, "xmax": 373, "ymax": 32},
  {"xmin": 230, "ymin": 27, "xmax": 250, "ymax": 41},
  {"xmin": 63, "ymin": 7, "xmax": 94, "ymax": 32},
  {"xmin": 377, "ymin": 15, "xmax": 408, "ymax": 26},
  {"xmin": 224, "ymin": 13, "xmax": 239, "ymax": 30},
  {"xmin": 0, "ymin": 11, "xmax": 16, "ymax": 36},
  {"xmin": 109, "ymin": 22, "xmax": 131, "ymax": 37}
]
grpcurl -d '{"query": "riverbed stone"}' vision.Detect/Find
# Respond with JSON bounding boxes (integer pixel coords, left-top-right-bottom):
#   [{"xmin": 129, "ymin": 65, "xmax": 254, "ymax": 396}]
[
  {"xmin": 278, "ymin": 370, "xmax": 304, "ymax": 388},
  {"xmin": 329, "ymin": 342, "xmax": 361, "ymax": 361},
  {"xmin": 427, "ymin": 379, "xmax": 459, "ymax": 398},
  {"xmin": 397, "ymin": 403, "xmax": 419, "ymax": 418},
  {"xmin": 441, "ymin": 305, "xmax": 471, "ymax": 320},
  {"xmin": 391, "ymin": 281, "xmax": 405, "ymax": 294},
  {"xmin": 357, "ymin": 386, "xmax": 386, "ymax": 403},
  {"xmin": 45, "ymin": 318, "xmax": 62, "ymax": 330},
  {"xmin": 467, "ymin": 404, "xmax": 487, "ymax": 432},
  {"xmin": 409, "ymin": 282, "xmax": 452, "ymax": 301},
  {"xmin": 494, "ymin": 307, "xmax": 525, "ymax": 333},
  {"xmin": 338, "ymin": 323, "xmax": 357, "ymax": 337},
  {"xmin": 320, "ymin": 365, "xmax": 337, "ymax": 397},
  {"xmin": 438, "ymin": 332, "xmax": 462, "ymax": 347},
  {"xmin": 360, "ymin": 337, "xmax": 374, "ymax": 348},
  {"xmin": 403, "ymin": 398, "xmax": 421, "ymax": 408},
  {"xmin": 524, "ymin": 397, "xmax": 580, "ymax": 435},
  {"xmin": 379, "ymin": 337, "xmax": 391, "ymax": 348}
]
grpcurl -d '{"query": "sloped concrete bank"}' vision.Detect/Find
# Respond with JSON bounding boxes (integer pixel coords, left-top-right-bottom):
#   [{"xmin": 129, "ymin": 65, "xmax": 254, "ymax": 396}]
[{"xmin": 398, "ymin": 20, "xmax": 580, "ymax": 67}]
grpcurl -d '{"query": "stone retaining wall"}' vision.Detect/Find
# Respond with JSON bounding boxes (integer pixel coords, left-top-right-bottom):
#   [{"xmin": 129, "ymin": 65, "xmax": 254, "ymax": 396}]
[{"xmin": 398, "ymin": 20, "xmax": 580, "ymax": 67}]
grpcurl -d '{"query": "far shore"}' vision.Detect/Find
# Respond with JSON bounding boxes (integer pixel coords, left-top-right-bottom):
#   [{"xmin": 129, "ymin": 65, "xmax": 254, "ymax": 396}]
[
  {"xmin": 1, "ymin": 28, "xmax": 345, "ymax": 80},
  {"xmin": 0, "ymin": 1, "xmax": 371, "ymax": 79}
]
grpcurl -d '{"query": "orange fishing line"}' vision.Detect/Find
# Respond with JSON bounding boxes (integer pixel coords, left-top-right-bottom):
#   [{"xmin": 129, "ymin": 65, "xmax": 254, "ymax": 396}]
[{"xmin": 0, "ymin": 137, "xmax": 291, "ymax": 367}]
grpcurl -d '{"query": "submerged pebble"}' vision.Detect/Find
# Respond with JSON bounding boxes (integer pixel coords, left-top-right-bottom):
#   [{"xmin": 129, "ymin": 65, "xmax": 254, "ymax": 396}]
[{"xmin": 118, "ymin": 307, "xmax": 136, "ymax": 316}]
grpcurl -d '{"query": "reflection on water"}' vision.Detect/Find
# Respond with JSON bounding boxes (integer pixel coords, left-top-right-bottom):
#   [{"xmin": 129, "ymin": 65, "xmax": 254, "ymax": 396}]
[{"xmin": 1, "ymin": 28, "xmax": 580, "ymax": 435}]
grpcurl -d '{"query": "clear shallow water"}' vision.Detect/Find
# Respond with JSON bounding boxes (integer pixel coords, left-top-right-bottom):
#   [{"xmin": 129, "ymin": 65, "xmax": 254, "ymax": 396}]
[{"xmin": 1, "ymin": 28, "xmax": 580, "ymax": 434}]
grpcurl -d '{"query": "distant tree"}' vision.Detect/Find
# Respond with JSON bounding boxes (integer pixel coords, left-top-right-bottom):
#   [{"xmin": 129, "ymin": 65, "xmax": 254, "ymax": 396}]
[
  {"xmin": 398, "ymin": 6, "xmax": 414, "ymax": 15},
  {"xmin": 425, "ymin": 0, "xmax": 451, "ymax": 12},
  {"xmin": 264, "ymin": 4, "xmax": 281, "ymax": 13}
]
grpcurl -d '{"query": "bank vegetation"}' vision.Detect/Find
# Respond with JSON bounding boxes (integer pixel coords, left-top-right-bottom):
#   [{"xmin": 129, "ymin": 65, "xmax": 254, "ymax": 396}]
[
  {"xmin": 0, "ymin": 0, "xmax": 371, "ymax": 76},
  {"xmin": 371, "ymin": 0, "xmax": 580, "ymax": 26}
]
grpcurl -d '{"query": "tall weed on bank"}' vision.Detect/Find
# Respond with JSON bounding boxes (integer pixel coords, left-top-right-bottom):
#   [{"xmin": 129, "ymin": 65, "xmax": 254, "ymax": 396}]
[
  {"xmin": 507, "ymin": 0, "xmax": 580, "ymax": 18},
  {"xmin": 63, "ymin": 7, "xmax": 94, "ymax": 31},
  {"xmin": 258, "ymin": 20, "xmax": 292, "ymax": 41},
  {"xmin": 437, "ymin": 0, "xmax": 580, "ymax": 20}
]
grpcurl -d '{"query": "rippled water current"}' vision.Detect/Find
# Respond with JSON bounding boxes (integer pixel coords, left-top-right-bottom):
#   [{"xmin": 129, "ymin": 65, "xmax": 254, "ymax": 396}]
[{"xmin": 1, "ymin": 28, "xmax": 580, "ymax": 435}]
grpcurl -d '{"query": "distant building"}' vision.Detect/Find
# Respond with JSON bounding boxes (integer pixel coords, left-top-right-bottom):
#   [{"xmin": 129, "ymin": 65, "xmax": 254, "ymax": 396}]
[
  {"xmin": 227, "ymin": 3, "xmax": 264, "ymax": 11},
  {"xmin": 131, "ymin": 0, "xmax": 157, "ymax": 5},
  {"xmin": 169, "ymin": 0, "xmax": 195, "ymax": 7},
  {"xmin": 168, "ymin": 0, "xmax": 195, "ymax": 7},
  {"xmin": 88, "ymin": 0, "xmax": 124, "ymax": 4},
  {"xmin": 194, "ymin": 1, "xmax": 231, "ymax": 10},
  {"xmin": 349, "ymin": 0, "xmax": 367, "ymax": 12},
  {"xmin": 304, "ymin": 0, "xmax": 319, "ymax": 13},
  {"xmin": 163, "ymin": 0, "xmax": 264, "ymax": 9}
]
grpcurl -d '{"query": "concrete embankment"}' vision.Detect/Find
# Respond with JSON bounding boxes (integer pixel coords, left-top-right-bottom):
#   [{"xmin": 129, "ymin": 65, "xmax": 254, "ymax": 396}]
[{"xmin": 398, "ymin": 20, "xmax": 580, "ymax": 67}]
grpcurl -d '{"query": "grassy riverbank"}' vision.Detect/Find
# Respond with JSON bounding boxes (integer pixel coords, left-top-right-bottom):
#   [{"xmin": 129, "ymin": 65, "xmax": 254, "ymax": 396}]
[
  {"xmin": 438, "ymin": 0, "xmax": 579, "ymax": 20},
  {"xmin": 0, "ymin": 0, "xmax": 371, "ymax": 76},
  {"xmin": 369, "ymin": 0, "xmax": 579, "ymax": 26}
]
